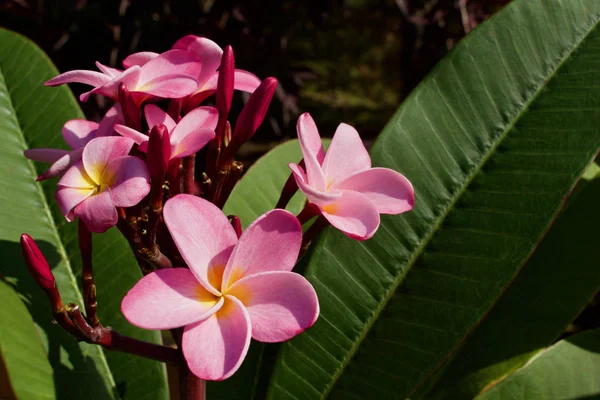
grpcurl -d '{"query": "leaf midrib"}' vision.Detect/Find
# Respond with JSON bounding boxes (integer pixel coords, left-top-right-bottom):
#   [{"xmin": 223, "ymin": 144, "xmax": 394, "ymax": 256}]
[
  {"xmin": 319, "ymin": 11, "xmax": 600, "ymax": 399},
  {"xmin": 0, "ymin": 39, "xmax": 117, "ymax": 391}
]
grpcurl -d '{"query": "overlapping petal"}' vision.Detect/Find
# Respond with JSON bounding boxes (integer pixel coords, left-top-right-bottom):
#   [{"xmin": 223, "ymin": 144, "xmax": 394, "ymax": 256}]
[
  {"xmin": 173, "ymin": 128, "xmax": 215, "ymax": 158},
  {"xmin": 144, "ymin": 104, "xmax": 177, "ymax": 132},
  {"xmin": 101, "ymin": 156, "xmax": 150, "ymax": 207},
  {"xmin": 322, "ymin": 123, "xmax": 371, "ymax": 187},
  {"xmin": 320, "ymin": 190, "xmax": 380, "ymax": 240},
  {"xmin": 121, "ymin": 269, "xmax": 223, "ymax": 330},
  {"xmin": 55, "ymin": 186, "xmax": 94, "ymax": 221},
  {"xmin": 297, "ymin": 113, "xmax": 327, "ymax": 191},
  {"xmin": 57, "ymin": 161, "xmax": 96, "ymax": 189},
  {"xmin": 82, "ymin": 137, "xmax": 134, "ymax": 184},
  {"xmin": 170, "ymin": 106, "xmax": 218, "ymax": 144},
  {"xmin": 172, "ymin": 35, "xmax": 222, "ymax": 86},
  {"xmin": 38, "ymin": 149, "xmax": 84, "ymax": 181},
  {"xmin": 289, "ymin": 163, "xmax": 341, "ymax": 205},
  {"xmin": 122, "ymin": 51, "xmax": 159, "ymax": 69},
  {"xmin": 182, "ymin": 295, "xmax": 251, "ymax": 381},
  {"xmin": 62, "ymin": 119, "xmax": 99, "ymax": 149},
  {"xmin": 336, "ymin": 167, "xmax": 415, "ymax": 214},
  {"xmin": 23, "ymin": 148, "xmax": 69, "ymax": 163},
  {"xmin": 227, "ymin": 271, "xmax": 319, "ymax": 342},
  {"xmin": 164, "ymin": 195, "xmax": 238, "ymax": 295},
  {"xmin": 73, "ymin": 190, "xmax": 118, "ymax": 233},
  {"xmin": 222, "ymin": 210, "xmax": 302, "ymax": 289},
  {"xmin": 45, "ymin": 70, "xmax": 111, "ymax": 88}
]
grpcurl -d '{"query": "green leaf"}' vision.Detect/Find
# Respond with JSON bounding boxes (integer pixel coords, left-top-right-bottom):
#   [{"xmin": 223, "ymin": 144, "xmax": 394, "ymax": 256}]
[
  {"xmin": 0, "ymin": 28, "xmax": 167, "ymax": 399},
  {"xmin": 263, "ymin": 0, "xmax": 600, "ymax": 398},
  {"xmin": 476, "ymin": 329, "xmax": 600, "ymax": 400},
  {"xmin": 418, "ymin": 162, "xmax": 600, "ymax": 399},
  {"xmin": 0, "ymin": 280, "xmax": 55, "ymax": 399}
]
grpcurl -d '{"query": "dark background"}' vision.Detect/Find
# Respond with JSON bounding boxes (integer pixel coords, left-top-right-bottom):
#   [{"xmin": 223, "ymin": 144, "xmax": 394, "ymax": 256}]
[{"xmin": 1, "ymin": 0, "xmax": 509, "ymax": 161}]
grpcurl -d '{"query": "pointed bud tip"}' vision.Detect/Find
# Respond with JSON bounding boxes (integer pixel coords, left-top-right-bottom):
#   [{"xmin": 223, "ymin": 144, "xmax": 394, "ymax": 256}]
[
  {"xmin": 20, "ymin": 234, "xmax": 55, "ymax": 290},
  {"xmin": 147, "ymin": 123, "xmax": 171, "ymax": 181}
]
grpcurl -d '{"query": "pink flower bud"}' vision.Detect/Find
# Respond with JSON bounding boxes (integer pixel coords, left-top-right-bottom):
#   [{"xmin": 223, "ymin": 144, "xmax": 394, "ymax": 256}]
[
  {"xmin": 216, "ymin": 46, "xmax": 235, "ymax": 119},
  {"xmin": 119, "ymin": 83, "xmax": 141, "ymax": 131},
  {"xmin": 146, "ymin": 124, "xmax": 171, "ymax": 183},
  {"xmin": 20, "ymin": 234, "xmax": 56, "ymax": 291},
  {"xmin": 222, "ymin": 77, "xmax": 278, "ymax": 163}
]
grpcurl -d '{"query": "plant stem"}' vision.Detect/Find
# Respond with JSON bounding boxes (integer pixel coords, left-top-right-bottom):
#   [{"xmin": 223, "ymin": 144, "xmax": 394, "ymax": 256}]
[
  {"xmin": 183, "ymin": 155, "xmax": 198, "ymax": 195},
  {"xmin": 78, "ymin": 220, "xmax": 99, "ymax": 328}
]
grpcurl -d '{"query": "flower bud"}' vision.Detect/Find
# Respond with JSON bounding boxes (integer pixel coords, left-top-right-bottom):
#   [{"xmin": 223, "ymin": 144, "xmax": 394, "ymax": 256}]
[
  {"xmin": 228, "ymin": 215, "xmax": 242, "ymax": 238},
  {"xmin": 118, "ymin": 83, "xmax": 141, "ymax": 131},
  {"xmin": 20, "ymin": 234, "xmax": 55, "ymax": 290},
  {"xmin": 146, "ymin": 124, "xmax": 171, "ymax": 183},
  {"xmin": 216, "ymin": 46, "xmax": 235, "ymax": 119}
]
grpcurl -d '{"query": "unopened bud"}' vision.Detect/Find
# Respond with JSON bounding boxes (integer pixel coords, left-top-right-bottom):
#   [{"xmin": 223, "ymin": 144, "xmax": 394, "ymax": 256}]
[
  {"xmin": 216, "ymin": 46, "xmax": 235, "ymax": 119},
  {"xmin": 228, "ymin": 215, "xmax": 242, "ymax": 238},
  {"xmin": 118, "ymin": 83, "xmax": 141, "ymax": 131},
  {"xmin": 147, "ymin": 124, "xmax": 171, "ymax": 183}
]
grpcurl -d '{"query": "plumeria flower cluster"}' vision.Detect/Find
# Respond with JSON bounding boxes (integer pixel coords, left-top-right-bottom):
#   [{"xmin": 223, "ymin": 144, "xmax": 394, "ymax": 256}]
[{"xmin": 20, "ymin": 34, "xmax": 414, "ymax": 389}]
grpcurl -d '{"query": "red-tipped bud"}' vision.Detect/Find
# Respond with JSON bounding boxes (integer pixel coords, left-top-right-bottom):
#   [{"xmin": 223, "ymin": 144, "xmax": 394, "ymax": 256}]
[
  {"xmin": 228, "ymin": 215, "xmax": 243, "ymax": 238},
  {"xmin": 216, "ymin": 46, "xmax": 235, "ymax": 119},
  {"xmin": 147, "ymin": 124, "xmax": 171, "ymax": 183},
  {"xmin": 20, "ymin": 234, "xmax": 55, "ymax": 291},
  {"xmin": 118, "ymin": 83, "xmax": 141, "ymax": 131},
  {"xmin": 223, "ymin": 77, "xmax": 278, "ymax": 163}
]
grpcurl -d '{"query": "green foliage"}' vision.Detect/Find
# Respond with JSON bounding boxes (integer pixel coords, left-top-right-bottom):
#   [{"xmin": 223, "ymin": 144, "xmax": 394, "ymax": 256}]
[
  {"xmin": 0, "ymin": 28, "xmax": 167, "ymax": 399},
  {"xmin": 476, "ymin": 329, "xmax": 600, "ymax": 400}
]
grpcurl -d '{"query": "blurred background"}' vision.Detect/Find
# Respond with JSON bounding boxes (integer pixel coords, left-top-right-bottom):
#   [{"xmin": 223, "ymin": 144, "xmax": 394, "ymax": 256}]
[{"xmin": 1, "ymin": 0, "xmax": 510, "ymax": 162}]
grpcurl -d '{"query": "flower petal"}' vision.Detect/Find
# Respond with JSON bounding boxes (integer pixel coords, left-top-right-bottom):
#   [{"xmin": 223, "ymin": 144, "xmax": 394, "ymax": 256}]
[
  {"xmin": 37, "ymin": 149, "xmax": 83, "ymax": 181},
  {"xmin": 73, "ymin": 190, "xmax": 118, "ymax": 233},
  {"xmin": 322, "ymin": 123, "xmax": 371, "ymax": 187},
  {"xmin": 95, "ymin": 61, "xmax": 122, "ymax": 78},
  {"xmin": 289, "ymin": 163, "xmax": 341, "ymax": 206},
  {"xmin": 171, "ymin": 106, "xmax": 219, "ymax": 144},
  {"xmin": 297, "ymin": 113, "xmax": 327, "ymax": 191},
  {"xmin": 82, "ymin": 136, "xmax": 135, "ymax": 184},
  {"xmin": 95, "ymin": 104, "xmax": 124, "ymax": 137},
  {"xmin": 335, "ymin": 168, "xmax": 415, "ymax": 214},
  {"xmin": 227, "ymin": 271, "xmax": 319, "ymax": 342},
  {"xmin": 182, "ymin": 295, "xmax": 251, "ymax": 381},
  {"xmin": 114, "ymin": 125, "xmax": 149, "ymax": 146},
  {"xmin": 133, "ymin": 74, "xmax": 199, "ymax": 99},
  {"xmin": 137, "ymin": 50, "xmax": 201, "ymax": 90},
  {"xmin": 172, "ymin": 128, "xmax": 215, "ymax": 159},
  {"xmin": 222, "ymin": 210, "xmax": 302, "ymax": 290},
  {"xmin": 57, "ymin": 160, "xmax": 96, "ymax": 189},
  {"xmin": 199, "ymin": 69, "xmax": 261, "ymax": 93},
  {"xmin": 62, "ymin": 119, "xmax": 99, "ymax": 149},
  {"xmin": 144, "ymin": 104, "xmax": 177, "ymax": 132},
  {"xmin": 24, "ymin": 148, "xmax": 69, "ymax": 164},
  {"xmin": 89, "ymin": 66, "xmax": 141, "ymax": 100},
  {"xmin": 320, "ymin": 190, "xmax": 380, "ymax": 240},
  {"xmin": 55, "ymin": 186, "xmax": 94, "ymax": 222},
  {"xmin": 163, "ymin": 195, "xmax": 238, "ymax": 295},
  {"xmin": 122, "ymin": 51, "xmax": 159, "ymax": 69},
  {"xmin": 45, "ymin": 70, "xmax": 111, "ymax": 87},
  {"xmin": 101, "ymin": 156, "xmax": 150, "ymax": 207},
  {"xmin": 172, "ymin": 36, "xmax": 222, "ymax": 86},
  {"xmin": 121, "ymin": 268, "xmax": 223, "ymax": 330}
]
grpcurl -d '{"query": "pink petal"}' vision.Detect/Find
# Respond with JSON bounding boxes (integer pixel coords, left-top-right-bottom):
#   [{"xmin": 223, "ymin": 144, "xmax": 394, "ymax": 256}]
[
  {"xmin": 114, "ymin": 125, "xmax": 149, "ymax": 146},
  {"xmin": 55, "ymin": 186, "xmax": 94, "ymax": 222},
  {"xmin": 172, "ymin": 128, "xmax": 215, "ymax": 159},
  {"xmin": 297, "ymin": 113, "xmax": 327, "ymax": 191},
  {"xmin": 163, "ymin": 195, "xmax": 238, "ymax": 295},
  {"xmin": 322, "ymin": 123, "xmax": 371, "ymax": 187},
  {"xmin": 24, "ymin": 148, "xmax": 69, "ymax": 163},
  {"xmin": 182, "ymin": 295, "xmax": 251, "ymax": 381},
  {"xmin": 172, "ymin": 36, "xmax": 222, "ymax": 86},
  {"xmin": 335, "ymin": 168, "xmax": 415, "ymax": 214},
  {"xmin": 320, "ymin": 190, "xmax": 380, "ymax": 240},
  {"xmin": 144, "ymin": 104, "xmax": 176, "ymax": 132},
  {"xmin": 121, "ymin": 268, "xmax": 223, "ymax": 330},
  {"xmin": 89, "ymin": 66, "xmax": 141, "ymax": 100},
  {"xmin": 289, "ymin": 163, "xmax": 341, "ymax": 206},
  {"xmin": 102, "ymin": 156, "xmax": 150, "ymax": 207},
  {"xmin": 122, "ymin": 51, "xmax": 160, "ymax": 69},
  {"xmin": 45, "ymin": 70, "xmax": 110, "ymax": 87},
  {"xmin": 37, "ymin": 149, "xmax": 84, "ymax": 181},
  {"xmin": 62, "ymin": 119, "xmax": 99, "ymax": 149},
  {"xmin": 222, "ymin": 210, "xmax": 302, "ymax": 290},
  {"xmin": 171, "ymin": 106, "xmax": 218, "ymax": 142},
  {"xmin": 57, "ymin": 161, "xmax": 96, "ymax": 189},
  {"xmin": 82, "ymin": 136, "xmax": 135, "ymax": 184},
  {"xmin": 95, "ymin": 61, "xmax": 122, "ymax": 78},
  {"xmin": 297, "ymin": 112, "xmax": 325, "ymax": 163},
  {"xmin": 137, "ymin": 50, "xmax": 202, "ymax": 89},
  {"xmin": 227, "ymin": 271, "xmax": 319, "ymax": 342},
  {"xmin": 95, "ymin": 104, "xmax": 124, "ymax": 137},
  {"xmin": 200, "ymin": 69, "xmax": 261, "ymax": 93},
  {"xmin": 133, "ymin": 75, "xmax": 199, "ymax": 99},
  {"xmin": 73, "ymin": 190, "xmax": 118, "ymax": 233}
]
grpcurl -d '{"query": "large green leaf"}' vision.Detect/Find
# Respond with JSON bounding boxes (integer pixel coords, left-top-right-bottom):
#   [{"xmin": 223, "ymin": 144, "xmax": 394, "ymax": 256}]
[
  {"xmin": 262, "ymin": 0, "xmax": 600, "ymax": 398},
  {"xmin": 0, "ymin": 280, "xmax": 55, "ymax": 399},
  {"xmin": 0, "ymin": 28, "xmax": 167, "ymax": 399},
  {"xmin": 476, "ymin": 329, "xmax": 600, "ymax": 400},
  {"xmin": 418, "ymin": 162, "xmax": 600, "ymax": 399}
]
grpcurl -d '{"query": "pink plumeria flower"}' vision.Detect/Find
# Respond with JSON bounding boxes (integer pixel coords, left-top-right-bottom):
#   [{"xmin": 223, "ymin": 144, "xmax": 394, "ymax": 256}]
[
  {"xmin": 123, "ymin": 36, "xmax": 261, "ymax": 107},
  {"xmin": 56, "ymin": 136, "xmax": 150, "ymax": 233},
  {"xmin": 121, "ymin": 195, "xmax": 319, "ymax": 380},
  {"xmin": 114, "ymin": 104, "xmax": 217, "ymax": 160},
  {"xmin": 24, "ymin": 105, "xmax": 123, "ymax": 181},
  {"xmin": 290, "ymin": 113, "xmax": 415, "ymax": 240},
  {"xmin": 45, "ymin": 50, "xmax": 201, "ymax": 104}
]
